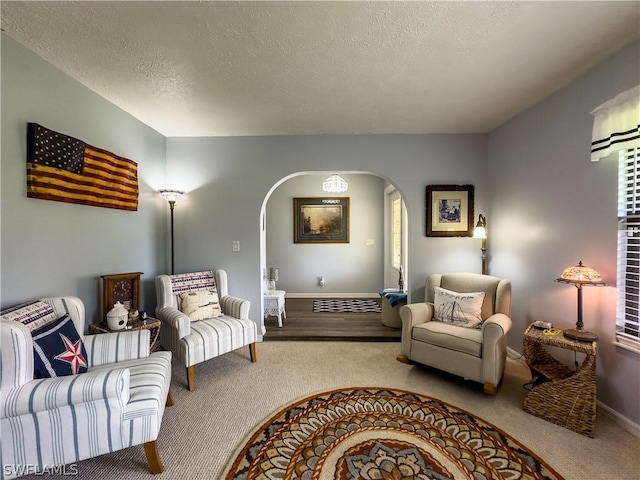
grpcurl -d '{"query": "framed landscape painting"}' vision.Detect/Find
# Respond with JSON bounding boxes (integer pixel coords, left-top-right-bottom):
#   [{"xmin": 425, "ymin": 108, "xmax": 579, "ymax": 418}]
[
  {"xmin": 426, "ymin": 185, "xmax": 474, "ymax": 237},
  {"xmin": 293, "ymin": 197, "xmax": 350, "ymax": 243}
]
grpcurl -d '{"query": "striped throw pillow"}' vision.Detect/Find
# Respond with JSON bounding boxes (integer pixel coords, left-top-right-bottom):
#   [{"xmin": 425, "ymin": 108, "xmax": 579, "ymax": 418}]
[{"xmin": 1, "ymin": 300, "xmax": 58, "ymax": 331}]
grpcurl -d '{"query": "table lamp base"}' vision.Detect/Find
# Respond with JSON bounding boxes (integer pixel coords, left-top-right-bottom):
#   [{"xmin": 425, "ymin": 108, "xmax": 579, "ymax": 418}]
[{"xmin": 563, "ymin": 328, "xmax": 598, "ymax": 342}]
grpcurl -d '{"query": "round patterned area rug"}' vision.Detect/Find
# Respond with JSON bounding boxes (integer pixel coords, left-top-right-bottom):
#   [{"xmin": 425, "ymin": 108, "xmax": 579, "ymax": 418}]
[{"xmin": 223, "ymin": 387, "xmax": 564, "ymax": 480}]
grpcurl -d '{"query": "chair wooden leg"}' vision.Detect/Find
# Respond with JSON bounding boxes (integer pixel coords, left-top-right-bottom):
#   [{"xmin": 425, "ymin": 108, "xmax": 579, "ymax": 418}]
[
  {"xmin": 483, "ymin": 382, "xmax": 498, "ymax": 395},
  {"xmin": 396, "ymin": 354, "xmax": 410, "ymax": 364},
  {"xmin": 249, "ymin": 343, "xmax": 257, "ymax": 362},
  {"xmin": 186, "ymin": 365, "xmax": 195, "ymax": 392},
  {"xmin": 143, "ymin": 440, "xmax": 164, "ymax": 474},
  {"xmin": 166, "ymin": 390, "xmax": 174, "ymax": 407}
]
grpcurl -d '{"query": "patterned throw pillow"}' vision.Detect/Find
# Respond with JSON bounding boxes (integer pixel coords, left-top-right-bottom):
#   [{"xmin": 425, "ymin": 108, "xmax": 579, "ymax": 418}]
[
  {"xmin": 31, "ymin": 314, "xmax": 88, "ymax": 378},
  {"xmin": 1, "ymin": 299, "xmax": 57, "ymax": 331},
  {"xmin": 433, "ymin": 286, "xmax": 485, "ymax": 328},
  {"xmin": 180, "ymin": 290, "xmax": 222, "ymax": 321},
  {"xmin": 171, "ymin": 270, "xmax": 216, "ymax": 293}
]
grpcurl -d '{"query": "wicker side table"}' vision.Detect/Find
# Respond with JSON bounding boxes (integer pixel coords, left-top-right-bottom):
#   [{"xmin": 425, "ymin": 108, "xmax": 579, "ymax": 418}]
[
  {"xmin": 522, "ymin": 324, "xmax": 597, "ymax": 437},
  {"xmin": 264, "ymin": 290, "xmax": 286, "ymax": 328},
  {"xmin": 89, "ymin": 317, "xmax": 161, "ymax": 350}
]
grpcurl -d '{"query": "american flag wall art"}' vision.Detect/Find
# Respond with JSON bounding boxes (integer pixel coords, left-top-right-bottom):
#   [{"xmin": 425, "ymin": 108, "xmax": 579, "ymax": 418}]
[{"xmin": 26, "ymin": 123, "xmax": 139, "ymax": 211}]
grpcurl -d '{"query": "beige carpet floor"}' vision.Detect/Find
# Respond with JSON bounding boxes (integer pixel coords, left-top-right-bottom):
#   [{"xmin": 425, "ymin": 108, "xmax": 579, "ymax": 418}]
[{"xmin": 16, "ymin": 342, "xmax": 640, "ymax": 480}]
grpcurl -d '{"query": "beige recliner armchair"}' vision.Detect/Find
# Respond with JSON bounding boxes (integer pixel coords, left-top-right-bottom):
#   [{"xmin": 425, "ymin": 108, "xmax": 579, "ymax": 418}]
[{"xmin": 397, "ymin": 273, "xmax": 512, "ymax": 395}]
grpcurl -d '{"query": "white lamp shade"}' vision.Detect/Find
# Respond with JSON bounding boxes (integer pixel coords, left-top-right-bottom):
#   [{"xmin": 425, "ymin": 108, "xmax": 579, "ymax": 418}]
[
  {"xmin": 159, "ymin": 189, "xmax": 185, "ymax": 203},
  {"xmin": 473, "ymin": 214, "xmax": 487, "ymax": 239},
  {"xmin": 472, "ymin": 226, "xmax": 486, "ymax": 239}
]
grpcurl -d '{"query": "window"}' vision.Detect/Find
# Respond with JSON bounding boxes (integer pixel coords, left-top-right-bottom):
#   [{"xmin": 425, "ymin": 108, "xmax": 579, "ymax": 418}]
[
  {"xmin": 616, "ymin": 147, "xmax": 640, "ymax": 350},
  {"xmin": 590, "ymin": 85, "xmax": 639, "ymax": 351},
  {"xmin": 391, "ymin": 195, "xmax": 402, "ymax": 270}
]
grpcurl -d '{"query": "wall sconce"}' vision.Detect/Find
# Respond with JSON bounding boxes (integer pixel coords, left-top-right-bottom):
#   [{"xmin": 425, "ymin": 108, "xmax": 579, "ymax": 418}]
[
  {"xmin": 159, "ymin": 189, "xmax": 185, "ymax": 275},
  {"xmin": 322, "ymin": 174, "xmax": 348, "ymax": 193},
  {"xmin": 555, "ymin": 261, "xmax": 607, "ymax": 341},
  {"xmin": 473, "ymin": 214, "xmax": 487, "ymax": 275}
]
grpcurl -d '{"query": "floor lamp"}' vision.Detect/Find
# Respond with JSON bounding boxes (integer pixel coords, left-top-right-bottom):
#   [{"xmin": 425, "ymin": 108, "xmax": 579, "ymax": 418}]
[
  {"xmin": 473, "ymin": 214, "xmax": 487, "ymax": 275},
  {"xmin": 159, "ymin": 189, "xmax": 185, "ymax": 275}
]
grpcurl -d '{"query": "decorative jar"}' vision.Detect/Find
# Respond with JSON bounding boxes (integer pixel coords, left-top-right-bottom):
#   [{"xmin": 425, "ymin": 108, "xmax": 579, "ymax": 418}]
[{"xmin": 106, "ymin": 302, "xmax": 129, "ymax": 330}]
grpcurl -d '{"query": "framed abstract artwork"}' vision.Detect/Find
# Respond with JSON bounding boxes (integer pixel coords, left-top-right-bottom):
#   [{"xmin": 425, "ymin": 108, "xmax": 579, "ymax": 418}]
[
  {"xmin": 293, "ymin": 197, "xmax": 350, "ymax": 243},
  {"xmin": 426, "ymin": 185, "xmax": 475, "ymax": 237}
]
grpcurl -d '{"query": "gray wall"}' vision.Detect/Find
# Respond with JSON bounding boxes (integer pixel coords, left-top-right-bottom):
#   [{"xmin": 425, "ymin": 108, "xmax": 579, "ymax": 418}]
[
  {"xmin": 0, "ymin": 35, "xmax": 168, "ymax": 323},
  {"xmin": 165, "ymin": 134, "xmax": 488, "ymax": 318},
  {"xmin": 3, "ymin": 30, "xmax": 638, "ymax": 426},
  {"xmin": 487, "ymin": 39, "xmax": 640, "ymax": 425},
  {"xmin": 266, "ymin": 173, "xmax": 385, "ymax": 295}
]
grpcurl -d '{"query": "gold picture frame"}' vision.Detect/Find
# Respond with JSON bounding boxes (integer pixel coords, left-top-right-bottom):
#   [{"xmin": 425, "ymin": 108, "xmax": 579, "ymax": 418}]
[{"xmin": 293, "ymin": 197, "xmax": 350, "ymax": 243}]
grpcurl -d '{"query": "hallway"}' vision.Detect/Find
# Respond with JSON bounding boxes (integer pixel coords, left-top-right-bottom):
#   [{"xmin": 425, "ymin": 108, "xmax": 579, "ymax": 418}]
[{"xmin": 263, "ymin": 297, "xmax": 401, "ymax": 342}]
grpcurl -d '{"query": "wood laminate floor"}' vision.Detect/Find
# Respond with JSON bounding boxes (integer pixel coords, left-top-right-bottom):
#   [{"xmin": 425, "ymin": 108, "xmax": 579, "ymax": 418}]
[{"xmin": 263, "ymin": 297, "xmax": 401, "ymax": 341}]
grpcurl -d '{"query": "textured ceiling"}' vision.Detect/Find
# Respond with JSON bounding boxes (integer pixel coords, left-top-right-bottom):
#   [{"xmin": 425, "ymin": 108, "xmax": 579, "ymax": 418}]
[{"xmin": 1, "ymin": 1, "xmax": 639, "ymax": 137}]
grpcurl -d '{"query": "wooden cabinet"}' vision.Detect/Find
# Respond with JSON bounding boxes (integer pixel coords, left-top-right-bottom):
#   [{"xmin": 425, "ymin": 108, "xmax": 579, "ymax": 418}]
[{"xmin": 101, "ymin": 272, "xmax": 143, "ymax": 320}]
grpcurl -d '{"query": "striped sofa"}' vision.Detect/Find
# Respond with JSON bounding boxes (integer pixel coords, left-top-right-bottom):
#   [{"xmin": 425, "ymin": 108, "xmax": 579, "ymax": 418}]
[
  {"xmin": 1, "ymin": 296, "xmax": 173, "ymax": 479},
  {"xmin": 155, "ymin": 269, "xmax": 257, "ymax": 391}
]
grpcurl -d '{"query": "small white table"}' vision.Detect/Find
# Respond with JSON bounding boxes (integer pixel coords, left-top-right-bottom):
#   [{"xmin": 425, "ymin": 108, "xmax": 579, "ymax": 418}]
[{"xmin": 264, "ymin": 290, "xmax": 286, "ymax": 327}]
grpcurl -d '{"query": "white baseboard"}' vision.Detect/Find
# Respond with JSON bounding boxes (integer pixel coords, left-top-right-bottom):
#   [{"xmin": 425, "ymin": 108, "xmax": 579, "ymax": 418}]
[
  {"xmin": 507, "ymin": 347, "xmax": 526, "ymax": 364},
  {"xmin": 285, "ymin": 292, "xmax": 379, "ymax": 299},
  {"xmin": 597, "ymin": 401, "xmax": 640, "ymax": 438}
]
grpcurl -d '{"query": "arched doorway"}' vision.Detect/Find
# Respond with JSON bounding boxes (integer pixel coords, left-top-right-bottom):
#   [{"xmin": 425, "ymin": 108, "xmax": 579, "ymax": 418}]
[{"xmin": 258, "ymin": 171, "xmax": 408, "ymax": 338}]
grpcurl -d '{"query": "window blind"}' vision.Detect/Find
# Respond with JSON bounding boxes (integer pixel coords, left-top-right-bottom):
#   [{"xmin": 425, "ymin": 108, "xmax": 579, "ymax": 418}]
[{"xmin": 617, "ymin": 147, "xmax": 640, "ymax": 345}]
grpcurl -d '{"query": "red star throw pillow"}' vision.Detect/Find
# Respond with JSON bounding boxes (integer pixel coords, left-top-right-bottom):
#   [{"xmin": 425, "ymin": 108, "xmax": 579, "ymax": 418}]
[{"xmin": 31, "ymin": 314, "xmax": 88, "ymax": 378}]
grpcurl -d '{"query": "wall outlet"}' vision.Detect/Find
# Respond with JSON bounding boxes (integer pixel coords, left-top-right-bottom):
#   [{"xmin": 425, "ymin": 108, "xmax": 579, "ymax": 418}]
[{"xmin": 232, "ymin": 240, "xmax": 240, "ymax": 252}]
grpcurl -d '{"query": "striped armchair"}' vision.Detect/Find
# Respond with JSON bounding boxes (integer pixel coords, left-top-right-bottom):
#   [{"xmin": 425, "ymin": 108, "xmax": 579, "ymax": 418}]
[
  {"xmin": 155, "ymin": 269, "xmax": 257, "ymax": 392},
  {"xmin": 1, "ymin": 296, "xmax": 173, "ymax": 479}
]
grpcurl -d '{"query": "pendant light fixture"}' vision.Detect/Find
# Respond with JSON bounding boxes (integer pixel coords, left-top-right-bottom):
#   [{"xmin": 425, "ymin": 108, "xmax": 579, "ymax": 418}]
[{"xmin": 322, "ymin": 174, "xmax": 348, "ymax": 193}]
